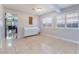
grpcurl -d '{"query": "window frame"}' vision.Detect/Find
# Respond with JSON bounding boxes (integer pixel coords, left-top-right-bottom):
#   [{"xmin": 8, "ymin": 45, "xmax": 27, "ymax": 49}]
[
  {"xmin": 56, "ymin": 15, "xmax": 66, "ymax": 29},
  {"xmin": 41, "ymin": 17, "xmax": 53, "ymax": 28},
  {"xmin": 65, "ymin": 13, "xmax": 79, "ymax": 30}
]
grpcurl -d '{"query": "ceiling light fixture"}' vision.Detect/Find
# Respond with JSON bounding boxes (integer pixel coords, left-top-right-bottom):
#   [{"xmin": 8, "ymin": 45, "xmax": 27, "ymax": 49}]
[
  {"xmin": 32, "ymin": 8, "xmax": 42, "ymax": 11},
  {"xmin": 37, "ymin": 8, "xmax": 42, "ymax": 11}
]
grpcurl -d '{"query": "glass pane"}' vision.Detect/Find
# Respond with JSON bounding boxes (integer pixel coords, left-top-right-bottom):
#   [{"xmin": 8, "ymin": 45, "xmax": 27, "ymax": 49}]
[
  {"xmin": 57, "ymin": 15, "xmax": 65, "ymax": 28},
  {"xmin": 42, "ymin": 18, "xmax": 52, "ymax": 24},
  {"xmin": 66, "ymin": 13, "xmax": 79, "ymax": 28},
  {"xmin": 42, "ymin": 17, "xmax": 53, "ymax": 27}
]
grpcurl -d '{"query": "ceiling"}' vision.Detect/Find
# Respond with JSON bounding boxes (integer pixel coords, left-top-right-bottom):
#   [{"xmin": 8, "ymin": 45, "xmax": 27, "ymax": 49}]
[{"xmin": 3, "ymin": 4, "xmax": 74, "ymax": 15}]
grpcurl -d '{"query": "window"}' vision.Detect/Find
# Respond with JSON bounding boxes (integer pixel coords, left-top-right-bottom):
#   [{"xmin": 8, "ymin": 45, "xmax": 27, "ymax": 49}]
[
  {"xmin": 42, "ymin": 17, "xmax": 53, "ymax": 27},
  {"xmin": 66, "ymin": 13, "xmax": 79, "ymax": 28},
  {"xmin": 56, "ymin": 15, "xmax": 65, "ymax": 28}
]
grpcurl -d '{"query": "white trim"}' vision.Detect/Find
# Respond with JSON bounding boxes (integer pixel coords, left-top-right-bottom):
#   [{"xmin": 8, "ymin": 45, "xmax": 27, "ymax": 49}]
[{"xmin": 53, "ymin": 35, "xmax": 79, "ymax": 44}]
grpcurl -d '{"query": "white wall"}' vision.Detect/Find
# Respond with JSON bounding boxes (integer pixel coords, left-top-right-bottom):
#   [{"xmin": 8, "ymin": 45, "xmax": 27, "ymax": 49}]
[
  {"xmin": 40, "ymin": 11, "xmax": 79, "ymax": 44},
  {"xmin": 4, "ymin": 8, "xmax": 40, "ymax": 39},
  {"xmin": 0, "ymin": 5, "xmax": 5, "ymax": 40},
  {"xmin": 39, "ymin": 12, "xmax": 57, "ymax": 34},
  {"xmin": 0, "ymin": 5, "xmax": 5, "ymax": 48}
]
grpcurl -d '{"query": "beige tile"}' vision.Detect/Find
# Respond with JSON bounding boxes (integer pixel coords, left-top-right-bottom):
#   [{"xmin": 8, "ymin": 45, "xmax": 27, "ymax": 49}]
[{"xmin": 0, "ymin": 35, "xmax": 78, "ymax": 54}]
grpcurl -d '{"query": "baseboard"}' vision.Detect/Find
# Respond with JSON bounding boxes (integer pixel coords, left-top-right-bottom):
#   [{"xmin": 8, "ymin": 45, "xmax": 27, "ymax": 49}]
[
  {"xmin": 24, "ymin": 32, "xmax": 40, "ymax": 38},
  {"xmin": 53, "ymin": 35, "xmax": 79, "ymax": 44}
]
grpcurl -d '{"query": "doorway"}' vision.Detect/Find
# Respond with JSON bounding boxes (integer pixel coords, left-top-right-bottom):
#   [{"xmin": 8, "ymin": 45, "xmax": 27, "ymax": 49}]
[{"xmin": 5, "ymin": 12, "xmax": 18, "ymax": 47}]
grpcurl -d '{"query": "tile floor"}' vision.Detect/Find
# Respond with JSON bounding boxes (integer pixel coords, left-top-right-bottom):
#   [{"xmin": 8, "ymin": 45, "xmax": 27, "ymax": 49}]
[{"xmin": 0, "ymin": 34, "xmax": 78, "ymax": 54}]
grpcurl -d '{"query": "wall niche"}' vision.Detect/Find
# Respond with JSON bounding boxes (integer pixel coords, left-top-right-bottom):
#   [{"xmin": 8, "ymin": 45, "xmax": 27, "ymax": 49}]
[{"xmin": 29, "ymin": 16, "xmax": 33, "ymax": 25}]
